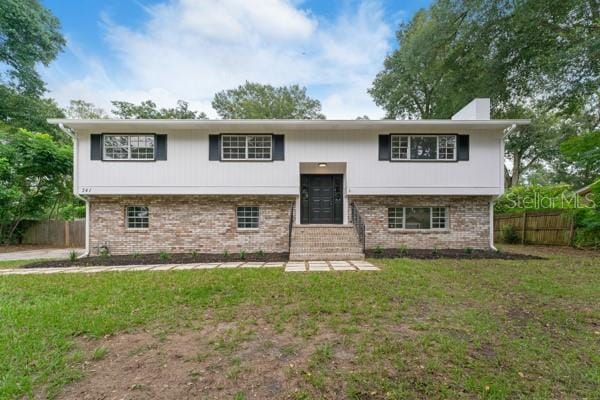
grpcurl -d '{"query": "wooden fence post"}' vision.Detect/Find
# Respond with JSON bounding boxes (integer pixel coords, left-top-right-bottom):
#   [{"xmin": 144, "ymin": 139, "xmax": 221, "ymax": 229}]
[
  {"xmin": 521, "ymin": 212, "xmax": 527, "ymax": 244},
  {"xmin": 64, "ymin": 221, "xmax": 70, "ymax": 247}
]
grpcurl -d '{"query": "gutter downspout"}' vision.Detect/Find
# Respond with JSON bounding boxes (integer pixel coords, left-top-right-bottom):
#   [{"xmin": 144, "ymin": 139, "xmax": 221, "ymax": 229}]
[
  {"xmin": 489, "ymin": 124, "xmax": 518, "ymax": 251},
  {"xmin": 58, "ymin": 123, "xmax": 90, "ymax": 258}
]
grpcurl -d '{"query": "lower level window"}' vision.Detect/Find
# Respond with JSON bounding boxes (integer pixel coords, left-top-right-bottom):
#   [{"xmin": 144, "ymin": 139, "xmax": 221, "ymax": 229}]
[
  {"xmin": 126, "ymin": 206, "xmax": 149, "ymax": 228},
  {"xmin": 388, "ymin": 207, "xmax": 448, "ymax": 229},
  {"xmin": 237, "ymin": 206, "xmax": 259, "ymax": 229}
]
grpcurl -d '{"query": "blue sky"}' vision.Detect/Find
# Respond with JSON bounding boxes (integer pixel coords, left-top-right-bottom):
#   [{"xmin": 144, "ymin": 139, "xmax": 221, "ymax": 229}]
[{"xmin": 41, "ymin": 0, "xmax": 431, "ymax": 118}]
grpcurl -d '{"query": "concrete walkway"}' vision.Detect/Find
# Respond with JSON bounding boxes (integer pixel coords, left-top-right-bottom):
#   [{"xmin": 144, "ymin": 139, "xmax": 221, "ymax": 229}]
[
  {"xmin": 0, "ymin": 248, "xmax": 85, "ymax": 261},
  {"xmin": 0, "ymin": 260, "xmax": 378, "ymax": 275}
]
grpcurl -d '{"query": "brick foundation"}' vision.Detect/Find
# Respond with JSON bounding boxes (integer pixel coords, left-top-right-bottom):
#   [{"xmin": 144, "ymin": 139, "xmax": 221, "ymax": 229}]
[
  {"xmin": 350, "ymin": 195, "xmax": 492, "ymax": 250},
  {"xmin": 88, "ymin": 195, "xmax": 295, "ymax": 255}
]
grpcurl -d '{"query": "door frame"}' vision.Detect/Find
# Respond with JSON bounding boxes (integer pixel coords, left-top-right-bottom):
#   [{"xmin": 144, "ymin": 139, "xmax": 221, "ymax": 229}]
[{"xmin": 300, "ymin": 174, "xmax": 344, "ymax": 224}]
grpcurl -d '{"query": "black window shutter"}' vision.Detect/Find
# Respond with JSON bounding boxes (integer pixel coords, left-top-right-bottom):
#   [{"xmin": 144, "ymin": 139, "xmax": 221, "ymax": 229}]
[
  {"xmin": 209, "ymin": 135, "xmax": 221, "ymax": 161},
  {"xmin": 155, "ymin": 134, "xmax": 167, "ymax": 160},
  {"xmin": 378, "ymin": 134, "xmax": 391, "ymax": 161},
  {"xmin": 457, "ymin": 135, "xmax": 470, "ymax": 161},
  {"xmin": 91, "ymin": 134, "xmax": 102, "ymax": 160},
  {"xmin": 272, "ymin": 134, "xmax": 285, "ymax": 160}
]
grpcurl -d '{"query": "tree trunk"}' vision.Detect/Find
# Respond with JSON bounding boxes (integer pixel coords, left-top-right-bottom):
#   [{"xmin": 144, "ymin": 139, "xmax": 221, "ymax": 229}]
[{"xmin": 510, "ymin": 152, "xmax": 522, "ymax": 187}]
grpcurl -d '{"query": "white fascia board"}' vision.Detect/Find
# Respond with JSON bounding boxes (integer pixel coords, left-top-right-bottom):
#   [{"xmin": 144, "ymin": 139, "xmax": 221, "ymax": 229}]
[
  {"xmin": 48, "ymin": 118, "xmax": 530, "ymax": 133},
  {"xmin": 347, "ymin": 187, "xmax": 503, "ymax": 196}
]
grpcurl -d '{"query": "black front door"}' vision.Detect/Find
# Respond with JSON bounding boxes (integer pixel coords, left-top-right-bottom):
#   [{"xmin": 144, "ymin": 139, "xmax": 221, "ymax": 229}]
[{"xmin": 300, "ymin": 174, "xmax": 343, "ymax": 224}]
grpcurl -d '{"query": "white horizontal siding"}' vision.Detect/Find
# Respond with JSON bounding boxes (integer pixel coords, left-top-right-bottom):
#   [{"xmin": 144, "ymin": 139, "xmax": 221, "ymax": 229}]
[{"xmin": 75, "ymin": 128, "xmax": 504, "ymax": 196}]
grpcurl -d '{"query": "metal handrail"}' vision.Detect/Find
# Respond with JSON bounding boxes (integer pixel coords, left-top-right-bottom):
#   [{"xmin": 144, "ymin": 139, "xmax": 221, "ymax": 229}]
[
  {"xmin": 288, "ymin": 201, "xmax": 295, "ymax": 252},
  {"xmin": 351, "ymin": 202, "xmax": 366, "ymax": 252}
]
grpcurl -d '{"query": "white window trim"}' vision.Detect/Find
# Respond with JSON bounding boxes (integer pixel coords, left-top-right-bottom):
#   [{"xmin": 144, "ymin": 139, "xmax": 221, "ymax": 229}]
[
  {"xmin": 390, "ymin": 135, "xmax": 456, "ymax": 161},
  {"xmin": 103, "ymin": 134, "xmax": 155, "ymax": 161},
  {"xmin": 236, "ymin": 206, "xmax": 260, "ymax": 230},
  {"xmin": 388, "ymin": 206, "xmax": 449, "ymax": 230},
  {"xmin": 126, "ymin": 205, "xmax": 150, "ymax": 229},
  {"xmin": 221, "ymin": 134, "xmax": 273, "ymax": 161}
]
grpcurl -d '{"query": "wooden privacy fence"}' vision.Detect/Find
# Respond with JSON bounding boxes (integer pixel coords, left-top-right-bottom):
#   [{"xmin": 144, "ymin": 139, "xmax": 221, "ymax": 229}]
[
  {"xmin": 494, "ymin": 211, "xmax": 575, "ymax": 245},
  {"xmin": 21, "ymin": 219, "xmax": 85, "ymax": 247}
]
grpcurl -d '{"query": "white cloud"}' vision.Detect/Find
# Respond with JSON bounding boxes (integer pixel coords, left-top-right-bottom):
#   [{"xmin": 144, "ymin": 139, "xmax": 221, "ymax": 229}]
[{"xmin": 44, "ymin": 0, "xmax": 393, "ymax": 119}]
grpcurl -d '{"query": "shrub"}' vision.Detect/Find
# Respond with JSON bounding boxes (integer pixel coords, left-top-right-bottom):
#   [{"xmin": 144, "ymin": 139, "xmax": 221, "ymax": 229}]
[
  {"xmin": 464, "ymin": 247, "xmax": 473, "ymax": 254},
  {"xmin": 98, "ymin": 245, "xmax": 110, "ymax": 258},
  {"xmin": 159, "ymin": 251, "xmax": 171, "ymax": 261},
  {"xmin": 398, "ymin": 244, "xmax": 408, "ymax": 257},
  {"xmin": 239, "ymin": 250, "xmax": 246, "ymax": 260},
  {"xmin": 131, "ymin": 252, "xmax": 141, "ymax": 258},
  {"xmin": 374, "ymin": 245, "xmax": 383, "ymax": 255},
  {"xmin": 69, "ymin": 250, "xmax": 78, "ymax": 262},
  {"xmin": 257, "ymin": 249, "xmax": 265, "ymax": 257},
  {"xmin": 502, "ymin": 224, "xmax": 520, "ymax": 244},
  {"xmin": 432, "ymin": 247, "xmax": 439, "ymax": 256},
  {"xmin": 191, "ymin": 250, "xmax": 198, "ymax": 258},
  {"xmin": 223, "ymin": 250, "xmax": 229, "ymax": 258}
]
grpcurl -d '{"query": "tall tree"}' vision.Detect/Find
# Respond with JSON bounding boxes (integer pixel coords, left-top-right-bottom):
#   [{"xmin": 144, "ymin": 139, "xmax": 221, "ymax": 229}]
[
  {"xmin": 65, "ymin": 100, "xmax": 108, "ymax": 119},
  {"xmin": 0, "ymin": 0, "xmax": 65, "ymax": 96},
  {"xmin": 370, "ymin": 0, "xmax": 599, "ymax": 186},
  {"xmin": 111, "ymin": 100, "xmax": 207, "ymax": 119},
  {"xmin": 212, "ymin": 82, "xmax": 325, "ymax": 119}
]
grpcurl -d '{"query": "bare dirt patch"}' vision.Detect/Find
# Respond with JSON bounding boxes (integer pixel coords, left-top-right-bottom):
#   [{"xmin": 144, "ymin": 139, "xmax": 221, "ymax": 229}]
[
  {"xmin": 57, "ymin": 321, "xmax": 359, "ymax": 400},
  {"xmin": 365, "ymin": 248, "xmax": 543, "ymax": 260}
]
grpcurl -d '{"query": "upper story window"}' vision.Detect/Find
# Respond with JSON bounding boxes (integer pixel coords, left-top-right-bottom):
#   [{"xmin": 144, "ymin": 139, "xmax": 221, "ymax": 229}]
[
  {"xmin": 222, "ymin": 135, "xmax": 272, "ymax": 160},
  {"xmin": 391, "ymin": 135, "xmax": 456, "ymax": 161},
  {"xmin": 104, "ymin": 135, "xmax": 155, "ymax": 160}
]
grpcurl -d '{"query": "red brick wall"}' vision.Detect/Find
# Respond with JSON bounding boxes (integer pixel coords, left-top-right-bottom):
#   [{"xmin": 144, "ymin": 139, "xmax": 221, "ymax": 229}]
[
  {"xmin": 350, "ymin": 195, "xmax": 492, "ymax": 250},
  {"xmin": 88, "ymin": 195, "xmax": 295, "ymax": 255}
]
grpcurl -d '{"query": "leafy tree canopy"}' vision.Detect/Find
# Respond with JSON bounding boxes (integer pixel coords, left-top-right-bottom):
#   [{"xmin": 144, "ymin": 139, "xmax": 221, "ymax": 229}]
[
  {"xmin": 560, "ymin": 131, "xmax": 600, "ymax": 185},
  {"xmin": 0, "ymin": 0, "xmax": 65, "ymax": 97},
  {"xmin": 0, "ymin": 126, "xmax": 72, "ymax": 243},
  {"xmin": 212, "ymin": 82, "xmax": 325, "ymax": 119},
  {"xmin": 111, "ymin": 100, "xmax": 207, "ymax": 119},
  {"xmin": 65, "ymin": 100, "xmax": 108, "ymax": 119}
]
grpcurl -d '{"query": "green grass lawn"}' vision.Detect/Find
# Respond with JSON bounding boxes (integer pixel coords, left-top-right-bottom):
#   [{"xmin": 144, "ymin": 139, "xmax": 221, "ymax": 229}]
[{"xmin": 1, "ymin": 250, "xmax": 599, "ymax": 399}]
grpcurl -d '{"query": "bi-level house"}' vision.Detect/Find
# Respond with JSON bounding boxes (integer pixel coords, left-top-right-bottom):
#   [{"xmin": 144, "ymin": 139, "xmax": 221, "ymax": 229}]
[{"xmin": 49, "ymin": 98, "xmax": 528, "ymax": 260}]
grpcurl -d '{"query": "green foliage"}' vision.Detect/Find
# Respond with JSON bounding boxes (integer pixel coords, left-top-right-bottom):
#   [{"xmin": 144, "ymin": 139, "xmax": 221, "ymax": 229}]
[
  {"xmin": 0, "ymin": 0, "xmax": 65, "ymax": 96},
  {"xmin": 159, "ymin": 251, "xmax": 171, "ymax": 261},
  {"xmin": 464, "ymin": 247, "xmax": 473, "ymax": 254},
  {"xmin": 65, "ymin": 99, "xmax": 108, "ymax": 119},
  {"xmin": 69, "ymin": 251, "xmax": 78, "ymax": 262},
  {"xmin": 191, "ymin": 250, "xmax": 198, "ymax": 258},
  {"xmin": 494, "ymin": 184, "xmax": 575, "ymax": 213},
  {"xmin": 374, "ymin": 245, "xmax": 383, "ymax": 255},
  {"xmin": 572, "ymin": 182, "xmax": 600, "ymax": 249},
  {"xmin": 560, "ymin": 131, "xmax": 600, "ymax": 186},
  {"xmin": 111, "ymin": 100, "xmax": 207, "ymax": 119},
  {"xmin": 398, "ymin": 244, "xmax": 408, "ymax": 257},
  {"xmin": 370, "ymin": 0, "xmax": 599, "ymax": 186},
  {"xmin": 57, "ymin": 202, "xmax": 85, "ymax": 221},
  {"xmin": 501, "ymin": 225, "xmax": 520, "ymax": 244},
  {"xmin": 0, "ymin": 127, "xmax": 72, "ymax": 243},
  {"xmin": 256, "ymin": 249, "xmax": 265, "ymax": 257},
  {"xmin": 239, "ymin": 250, "xmax": 246, "ymax": 260},
  {"xmin": 98, "ymin": 246, "xmax": 110, "ymax": 258},
  {"xmin": 212, "ymin": 81, "xmax": 325, "ymax": 119}
]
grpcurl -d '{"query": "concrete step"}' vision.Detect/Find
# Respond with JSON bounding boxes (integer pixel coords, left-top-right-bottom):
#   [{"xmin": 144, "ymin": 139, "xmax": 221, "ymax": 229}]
[{"xmin": 289, "ymin": 224, "xmax": 364, "ymax": 261}]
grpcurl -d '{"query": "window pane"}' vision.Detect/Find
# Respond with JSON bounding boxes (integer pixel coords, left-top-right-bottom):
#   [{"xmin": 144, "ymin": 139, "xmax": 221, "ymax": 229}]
[
  {"xmin": 222, "ymin": 135, "xmax": 246, "ymax": 159},
  {"xmin": 237, "ymin": 206, "xmax": 259, "ymax": 228},
  {"xmin": 432, "ymin": 207, "xmax": 448, "ymax": 228},
  {"xmin": 130, "ymin": 135, "xmax": 155, "ymax": 159},
  {"xmin": 438, "ymin": 136, "xmax": 456, "ymax": 160},
  {"xmin": 404, "ymin": 207, "xmax": 431, "ymax": 229},
  {"xmin": 410, "ymin": 136, "xmax": 437, "ymax": 160},
  {"xmin": 391, "ymin": 136, "xmax": 408, "ymax": 160},
  {"xmin": 126, "ymin": 206, "xmax": 149, "ymax": 228},
  {"xmin": 388, "ymin": 207, "xmax": 403, "ymax": 228},
  {"xmin": 104, "ymin": 135, "xmax": 129, "ymax": 160},
  {"xmin": 247, "ymin": 136, "xmax": 272, "ymax": 160}
]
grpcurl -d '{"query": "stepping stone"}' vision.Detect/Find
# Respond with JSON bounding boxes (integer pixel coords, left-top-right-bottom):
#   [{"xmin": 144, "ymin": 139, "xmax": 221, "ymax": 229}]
[
  {"xmin": 285, "ymin": 265, "xmax": 306, "ymax": 272},
  {"xmin": 331, "ymin": 265, "xmax": 357, "ymax": 271},
  {"xmin": 308, "ymin": 265, "xmax": 331, "ymax": 271},
  {"xmin": 355, "ymin": 265, "xmax": 379, "ymax": 271},
  {"xmin": 127, "ymin": 265, "xmax": 156, "ymax": 271},
  {"xmin": 219, "ymin": 262, "xmax": 243, "ymax": 268},
  {"xmin": 330, "ymin": 261, "xmax": 351, "ymax": 267},
  {"xmin": 263, "ymin": 262, "xmax": 285, "ymax": 268},
  {"xmin": 241, "ymin": 262, "xmax": 264, "ymax": 268}
]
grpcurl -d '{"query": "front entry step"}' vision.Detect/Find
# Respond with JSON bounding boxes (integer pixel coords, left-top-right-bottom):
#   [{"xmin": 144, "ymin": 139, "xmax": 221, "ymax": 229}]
[{"xmin": 289, "ymin": 225, "xmax": 365, "ymax": 261}]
